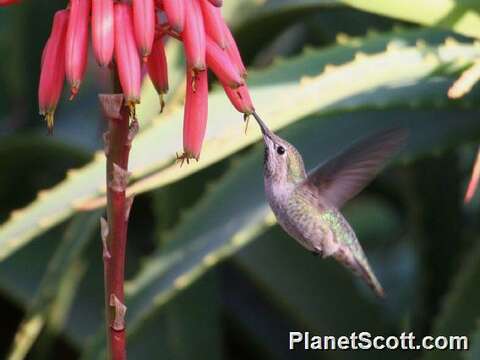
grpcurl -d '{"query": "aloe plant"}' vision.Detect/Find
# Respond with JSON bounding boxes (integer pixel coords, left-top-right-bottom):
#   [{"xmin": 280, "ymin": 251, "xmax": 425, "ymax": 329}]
[{"xmin": 0, "ymin": 0, "xmax": 480, "ymax": 359}]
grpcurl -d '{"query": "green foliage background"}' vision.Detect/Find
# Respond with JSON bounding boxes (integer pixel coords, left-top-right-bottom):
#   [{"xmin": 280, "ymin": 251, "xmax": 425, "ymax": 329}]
[{"xmin": 1, "ymin": 0, "xmax": 480, "ymax": 359}]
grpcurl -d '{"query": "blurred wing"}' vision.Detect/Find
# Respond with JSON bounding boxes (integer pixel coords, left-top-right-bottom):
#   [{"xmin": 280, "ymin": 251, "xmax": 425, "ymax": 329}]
[{"xmin": 301, "ymin": 128, "xmax": 407, "ymax": 208}]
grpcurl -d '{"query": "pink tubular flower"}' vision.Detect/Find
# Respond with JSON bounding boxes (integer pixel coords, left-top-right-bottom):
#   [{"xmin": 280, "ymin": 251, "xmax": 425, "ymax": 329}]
[
  {"xmin": 199, "ymin": 0, "xmax": 227, "ymax": 49},
  {"xmin": 92, "ymin": 0, "xmax": 114, "ymax": 67},
  {"xmin": 147, "ymin": 36, "xmax": 169, "ymax": 111},
  {"xmin": 206, "ymin": 37, "xmax": 243, "ymax": 88},
  {"xmin": 65, "ymin": 0, "xmax": 90, "ymax": 99},
  {"xmin": 465, "ymin": 148, "xmax": 480, "ymax": 203},
  {"xmin": 182, "ymin": 0, "xmax": 206, "ymax": 73},
  {"xmin": 0, "ymin": 0, "xmax": 20, "ymax": 5},
  {"xmin": 222, "ymin": 20, "xmax": 247, "ymax": 78},
  {"xmin": 41, "ymin": 38, "xmax": 51, "ymax": 68},
  {"xmin": 182, "ymin": 68, "xmax": 208, "ymax": 161},
  {"xmin": 30, "ymin": 0, "xmax": 252, "ymax": 160},
  {"xmin": 132, "ymin": 0, "xmax": 156, "ymax": 59},
  {"xmin": 163, "ymin": 0, "xmax": 185, "ymax": 33},
  {"xmin": 223, "ymin": 85, "xmax": 254, "ymax": 115},
  {"xmin": 207, "ymin": 0, "xmax": 222, "ymax": 6},
  {"xmin": 38, "ymin": 9, "xmax": 69, "ymax": 132},
  {"xmin": 114, "ymin": 3, "xmax": 141, "ymax": 108}
]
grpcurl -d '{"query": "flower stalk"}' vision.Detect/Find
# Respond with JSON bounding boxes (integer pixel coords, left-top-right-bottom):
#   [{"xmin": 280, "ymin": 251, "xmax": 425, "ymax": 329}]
[{"xmin": 99, "ymin": 94, "xmax": 138, "ymax": 360}]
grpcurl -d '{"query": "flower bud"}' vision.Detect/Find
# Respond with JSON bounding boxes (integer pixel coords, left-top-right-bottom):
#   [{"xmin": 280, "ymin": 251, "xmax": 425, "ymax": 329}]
[
  {"xmin": 65, "ymin": 0, "xmax": 90, "ymax": 99},
  {"xmin": 114, "ymin": 3, "xmax": 142, "ymax": 107},
  {"xmin": 92, "ymin": 0, "xmax": 114, "ymax": 67},
  {"xmin": 206, "ymin": 37, "xmax": 243, "ymax": 88},
  {"xmin": 465, "ymin": 148, "xmax": 480, "ymax": 203},
  {"xmin": 147, "ymin": 36, "xmax": 169, "ymax": 111},
  {"xmin": 199, "ymin": 0, "xmax": 226, "ymax": 49},
  {"xmin": 182, "ymin": 0, "xmax": 206, "ymax": 72},
  {"xmin": 38, "ymin": 9, "xmax": 69, "ymax": 132},
  {"xmin": 163, "ymin": 0, "xmax": 185, "ymax": 33},
  {"xmin": 182, "ymin": 68, "xmax": 208, "ymax": 161},
  {"xmin": 222, "ymin": 20, "xmax": 247, "ymax": 78},
  {"xmin": 132, "ymin": 0, "xmax": 156, "ymax": 59},
  {"xmin": 223, "ymin": 84, "xmax": 254, "ymax": 114}
]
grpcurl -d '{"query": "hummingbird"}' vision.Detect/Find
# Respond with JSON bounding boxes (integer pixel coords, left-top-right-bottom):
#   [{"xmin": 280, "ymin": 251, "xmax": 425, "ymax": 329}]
[{"xmin": 251, "ymin": 112, "xmax": 407, "ymax": 298}]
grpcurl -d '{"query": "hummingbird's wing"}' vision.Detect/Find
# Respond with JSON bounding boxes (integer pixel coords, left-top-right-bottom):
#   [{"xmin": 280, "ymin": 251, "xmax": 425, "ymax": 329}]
[{"xmin": 301, "ymin": 128, "xmax": 407, "ymax": 208}]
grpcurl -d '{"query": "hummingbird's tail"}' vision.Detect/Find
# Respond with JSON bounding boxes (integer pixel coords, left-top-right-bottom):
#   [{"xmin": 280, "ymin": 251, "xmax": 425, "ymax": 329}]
[{"xmin": 334, "ymin": 248, "xmax": 385, "ymax": 298}]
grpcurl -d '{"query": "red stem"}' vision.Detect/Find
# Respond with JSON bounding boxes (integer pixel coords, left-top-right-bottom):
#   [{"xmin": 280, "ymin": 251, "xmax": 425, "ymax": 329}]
[{"xmin": 99, "ymin": 94, "xmax": 138, "ymax": 360}]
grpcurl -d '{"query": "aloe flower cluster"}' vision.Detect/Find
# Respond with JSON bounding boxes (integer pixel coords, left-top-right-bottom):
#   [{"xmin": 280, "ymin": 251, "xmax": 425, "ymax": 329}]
[
  {"xmin": 0, "ymin": 0, "xmax": 19, "ymax": 5},
  {"xmin": 35, "ymin": 0, "xmax": 254, "ymax": 160}
]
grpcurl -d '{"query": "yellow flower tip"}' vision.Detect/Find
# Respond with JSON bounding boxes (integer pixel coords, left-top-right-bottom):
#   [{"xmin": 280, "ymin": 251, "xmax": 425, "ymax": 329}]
[
  {"xmin": 45, "ymin": 111, "xmax": 55, "ymax": 135},
  {"xmin": 159, "ymin": 94, "xmax": 165, "ymax": 113},
  {"xmin": 176, "ymin": 151, "xmax": 199, "ymax": 166},
  {"xmin": 176, "ymin": 152, "xmax": 189, "ymax": 167},
  {"xmin": 126, "ymin": 99, "xmax": 139, "ymax": 119},
  {"xmin": 243, "ymin": 113, "xmax": 250, "ymax": 134}
]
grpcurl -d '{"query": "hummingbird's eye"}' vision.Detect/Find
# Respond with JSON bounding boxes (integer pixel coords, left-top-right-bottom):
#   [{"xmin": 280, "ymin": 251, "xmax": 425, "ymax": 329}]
[{"xmin": 276, "ymin": 146, "xmax": 286, "ymax": 155}]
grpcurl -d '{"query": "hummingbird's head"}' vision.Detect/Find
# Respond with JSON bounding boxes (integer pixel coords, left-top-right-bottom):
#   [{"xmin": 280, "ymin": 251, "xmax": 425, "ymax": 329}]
[{"xmin": 252, "ymin": 112, "xmax": 306, "ymax": 184}]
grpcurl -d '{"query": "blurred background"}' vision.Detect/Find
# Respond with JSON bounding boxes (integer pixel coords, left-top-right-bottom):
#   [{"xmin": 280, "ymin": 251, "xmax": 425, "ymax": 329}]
[{"xmin": 0, "ymin": 0, "xmax": 480, "ymax": 359}]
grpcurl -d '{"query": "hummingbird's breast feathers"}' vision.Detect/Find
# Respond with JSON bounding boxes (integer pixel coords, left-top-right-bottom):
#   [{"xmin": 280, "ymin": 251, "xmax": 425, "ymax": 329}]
[
  {"xmin": 265, "ymin": 186, "xmax": 331, "ymax": 250},
  {"xmin": 274, "ymin": 185, "xmax": 360, "ymax": 258}
]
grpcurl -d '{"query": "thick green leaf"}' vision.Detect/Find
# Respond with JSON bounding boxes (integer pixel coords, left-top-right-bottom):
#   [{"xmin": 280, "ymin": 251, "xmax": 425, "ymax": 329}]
[
  {"xmin": 6, "ymin": 211, "xmax": 100, "ymax": 360},
  {"xmin": 124, "ymin": 275, "xmax": 221, "ymax": 360},
  {"xmin": 233, "ymin": 228, "xmax": 408, "ymax": 360},
  {"xmin": 466, "ymin": 325, "xmax": 480, "ymax": 360},
  {"xmin": 225, "ymin": 195, "xmax": 410, "ymax": 360},
  {"xmin": 126, "ymin": 28, "xmax": 471, "ymax": 198},
  {"xmin": 422, "ymin": 241, "xmax": 480, "ymax": 360},
  {"xmin": 226, "ymin": 0, "xmax": 341, "ymax": 29},
  {"xmin": 0, "ymin": 29, "xmax": 476, "ymax": 261},
  {"xmin": 136, "ymin": 41, "xmax": 186, "ymax": 129},
  {"xmin": 0, "ymin": 135, "xmax": 89, "ymax": 223},
  {"xmin": 0, "ymin": 135, "xmax": 89, "ymax": 307},
  {"xmin": 341, "ymin": 0, "xmax": 480, "ymax": 39},
  {"xmin": 123, "ymin": 105, "xmax": 480, "ymax": 340},
  {"xmin": 82, "ymin": 277, "xmax": 223, "ymax": 360}
]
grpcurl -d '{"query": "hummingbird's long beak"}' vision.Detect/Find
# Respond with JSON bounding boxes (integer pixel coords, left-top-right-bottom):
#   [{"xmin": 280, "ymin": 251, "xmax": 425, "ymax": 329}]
[{"xmin": 252, "ymin": 112, "xmax": 274, "ymax": 140}]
